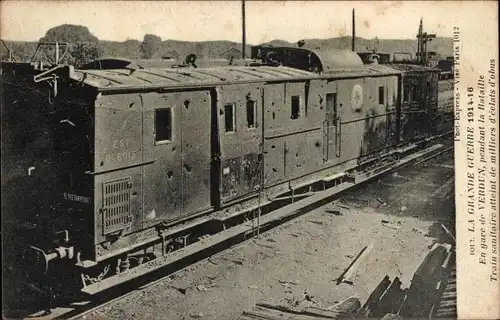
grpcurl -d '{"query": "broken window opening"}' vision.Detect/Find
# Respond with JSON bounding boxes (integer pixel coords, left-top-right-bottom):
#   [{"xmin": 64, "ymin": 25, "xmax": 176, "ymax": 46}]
[
  {"xmin": 246, "ymin": 100, "xmax": 257, "ymax": 129},
  {"xmin": 378, "ymin": 86, "xmax": 385, "ymax": 105},
  {"xmin": 326, "ymin": 93, "xmax": 337, "ymax": 120},
  {"xmin": 291, "ymin": 95, "xmax": 300, "ymax": 120},
  {"xmin": 155, "ymin": 108, "xmax": 172, "ymax": 143},
  {"xmin": 224, "ymin": 103, "xmax": 236, "ymax": 133}
]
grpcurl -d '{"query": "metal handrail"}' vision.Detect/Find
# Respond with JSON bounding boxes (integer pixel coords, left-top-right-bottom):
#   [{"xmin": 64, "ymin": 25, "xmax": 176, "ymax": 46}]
[
  {"xmin": 1, "ymin": 39, "xmax": 16, "ymax": 61},
  {"xmin": 29, "ymin": 41, "xmax": 69, "ymax": 64}
]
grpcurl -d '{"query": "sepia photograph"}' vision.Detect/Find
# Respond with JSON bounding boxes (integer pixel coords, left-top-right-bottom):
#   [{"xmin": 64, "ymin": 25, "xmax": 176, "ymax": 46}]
[{"xmin": 0, "ymin": 1, "xmax": 497, "ymax": 319}]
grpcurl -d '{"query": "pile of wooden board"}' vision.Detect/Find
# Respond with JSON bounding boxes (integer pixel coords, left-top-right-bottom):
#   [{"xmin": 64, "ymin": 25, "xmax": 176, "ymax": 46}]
[
  {"xmin": 238, "ymin": 297, "xmax": 362, "ymax": 320},
  {"xmin": 238, "ymin": 242, "xmax": 456, "ymax": 320}
]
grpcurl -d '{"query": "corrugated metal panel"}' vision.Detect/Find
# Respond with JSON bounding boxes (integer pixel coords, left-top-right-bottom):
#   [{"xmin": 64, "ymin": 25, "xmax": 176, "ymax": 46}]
[{"xmin": 73, "ymin": 66, "xmax": 317, "ymax": 89}]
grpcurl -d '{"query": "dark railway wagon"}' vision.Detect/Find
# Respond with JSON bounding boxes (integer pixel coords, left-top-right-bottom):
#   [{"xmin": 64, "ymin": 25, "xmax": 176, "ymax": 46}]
[
  {"xmin": 1, "ymin": 46, "xmax": 440, "ymax": 298},
  {"xmin": 437, "ymin": 58, "xmax": 454, "ymax": 80}
]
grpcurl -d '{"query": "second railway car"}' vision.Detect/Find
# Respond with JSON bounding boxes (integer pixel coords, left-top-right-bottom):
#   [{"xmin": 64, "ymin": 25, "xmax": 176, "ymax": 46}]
[{"xmin": 1, "ymin": 46, "xmax": 440, "ymax": 298}]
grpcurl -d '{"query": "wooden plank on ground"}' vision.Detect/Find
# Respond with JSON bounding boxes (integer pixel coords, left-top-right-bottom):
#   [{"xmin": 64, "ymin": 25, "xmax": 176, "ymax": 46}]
[
  {"xmin": 336, "ymin": 242, "xmax": 375, "ymax": 285},
  {"xmin": 432, "ymin": 163, "xmax": 454, "ymax": 169}
]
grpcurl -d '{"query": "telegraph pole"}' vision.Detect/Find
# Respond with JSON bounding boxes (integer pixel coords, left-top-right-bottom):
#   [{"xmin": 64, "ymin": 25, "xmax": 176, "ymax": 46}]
[
  {"xmin": 416, "ymin": 18, "xmax": 436, "ymax": 65},
  {"xmin": 352, "ymin": 9, "xmax": 356, "ymax": 52},
  {"xmin": 417, "ymin": 18, "xmax": 423, "ymax": 63},
  {"xmin": 242, "ymin": 0, "xmax": 246, "ymax": 59}
]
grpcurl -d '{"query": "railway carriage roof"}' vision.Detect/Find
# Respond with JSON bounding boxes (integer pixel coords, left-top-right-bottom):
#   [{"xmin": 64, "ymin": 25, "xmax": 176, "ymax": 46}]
[
  {"xmin": 2, "ymin": 47, "xmax": 432, "ymax": 93},
  {"xmin": 71, "ymin": 64, "xmax": 403, "ymax": 92}
]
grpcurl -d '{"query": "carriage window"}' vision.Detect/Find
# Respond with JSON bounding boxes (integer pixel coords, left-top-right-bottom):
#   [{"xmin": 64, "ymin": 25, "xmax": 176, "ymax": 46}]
[
  {"xmin": 403, "ymin": 85, "xmax": 410, "ymax": 102},
  {"xmin": 224, "ymin": 104, "xmax": 236, "ymax": 133},
  {"xmin": 155, "ymin": 108, "xmax": 172, "ymax": 143},
  {"xmin": 291, "ymin": 95, "xmax": 300, "ymax": 119},
  {"xmin": 378, "ymin": 86, "xmax": 385, "ymax": 105},
  {"xmin": 246, "ymin": 100, "xmax": 256, "ymax": 129},
  {"xmin": 326, "ymin": 93, "xmax": 337, "ymax": 119}
]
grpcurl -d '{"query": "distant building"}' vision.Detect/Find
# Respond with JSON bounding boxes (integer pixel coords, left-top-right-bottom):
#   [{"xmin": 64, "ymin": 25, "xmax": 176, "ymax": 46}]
[{"xmin": 220, "ymin": 48, "xmax": 242, "ymax": 60}]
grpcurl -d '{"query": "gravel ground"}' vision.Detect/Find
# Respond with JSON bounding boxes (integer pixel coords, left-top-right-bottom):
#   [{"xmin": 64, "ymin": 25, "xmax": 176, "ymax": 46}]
[{"xmin": 85, "ymin": 156, "xmax": 455, "ymax": 320}]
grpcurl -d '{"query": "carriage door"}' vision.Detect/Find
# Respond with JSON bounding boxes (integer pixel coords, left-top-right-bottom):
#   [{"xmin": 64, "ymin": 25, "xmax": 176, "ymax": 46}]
[
  {"xmin": 141, "ymin": 91, "xmax": 212, "ymax": 225},
  {"xmin": 142, "ymin": 92, "xmax": 182, "ymax": 224},
  {"xmin": 335, "ymin": 79, "xmax": 366, "ymax": 163},
  {"xmin": 178, "ymin": 91, "xmax": 212, "ymax": 215},
  {"xmin": 324, "ymin": 86, "xmax": 340, "ymax": 162},
  {"xmin": 218, "ymin": 84, "xmax": 263, "ymax": 204}
]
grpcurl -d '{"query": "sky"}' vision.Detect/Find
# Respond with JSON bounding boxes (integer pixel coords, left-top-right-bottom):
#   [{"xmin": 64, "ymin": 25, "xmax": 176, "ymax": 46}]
[{"xmin": 0, "ymin": 1, "xmax": 489, "ymax": 44}]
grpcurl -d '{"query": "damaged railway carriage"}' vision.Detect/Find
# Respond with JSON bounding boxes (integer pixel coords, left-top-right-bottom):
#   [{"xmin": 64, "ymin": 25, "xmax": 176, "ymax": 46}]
[{"xmin": 1, "ymin": 47, "xmax": 439, "ymax": 296}]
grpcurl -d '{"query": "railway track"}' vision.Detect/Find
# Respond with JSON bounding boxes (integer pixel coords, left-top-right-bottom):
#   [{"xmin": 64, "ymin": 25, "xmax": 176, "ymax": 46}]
[
  {"xmin": 433, "ymin": 264, "xmax": 457, "ymax": 318},
  {"xmin": 8, "ymin": 133, "xmax": 454, "ymax": 320}
]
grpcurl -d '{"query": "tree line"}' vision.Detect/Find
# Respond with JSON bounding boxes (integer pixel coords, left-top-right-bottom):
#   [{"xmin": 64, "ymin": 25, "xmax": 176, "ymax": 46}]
[{"xmin": 2, "ymin": 25, "xmax": 164, "ymax": 66}]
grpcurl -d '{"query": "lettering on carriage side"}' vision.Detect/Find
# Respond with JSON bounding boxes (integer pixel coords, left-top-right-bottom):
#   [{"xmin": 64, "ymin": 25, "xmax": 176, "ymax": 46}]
[
  {"xmin": 112, "ymin": 138, "xmax": 131, "ymax": 150},
  {"xmin": 103, "ymin": 138, "xmax": 140, "ymax": 163},
  {"xmin": 105, "ymin": 151, "xmax": 139, "ymax": 163},
  {"xmin": 63, "ymin": 192, "xmax": 92, "ymax": 204}
]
